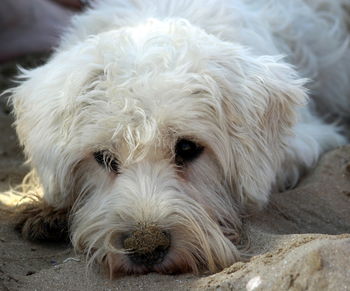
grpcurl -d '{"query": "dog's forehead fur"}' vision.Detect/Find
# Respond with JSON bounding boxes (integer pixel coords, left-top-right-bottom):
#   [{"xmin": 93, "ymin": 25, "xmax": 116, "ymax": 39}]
[
  {"xmin": 80, "ymin": 78, "xmax": 222, "ymax": 164},
  {"xmin": 61, "ymin": 20, "xmax": 228, "ymax": 158}
]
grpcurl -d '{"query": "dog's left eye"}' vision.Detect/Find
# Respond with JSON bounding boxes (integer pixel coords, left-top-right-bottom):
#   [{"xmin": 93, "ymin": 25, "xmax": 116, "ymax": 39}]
[
  {"xmin": 175, "ymin": 139, "xmax": 204, "ymax": 165},
  {"xmin": 93, "ymin": 151, "xmax": 120, "ymax": 174}
]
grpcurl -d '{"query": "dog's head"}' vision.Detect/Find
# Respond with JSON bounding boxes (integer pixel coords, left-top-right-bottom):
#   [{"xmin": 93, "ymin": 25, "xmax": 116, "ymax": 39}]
[{"xmin": 11, "ymin": 19, "xmax": 307, "ymax": 275}]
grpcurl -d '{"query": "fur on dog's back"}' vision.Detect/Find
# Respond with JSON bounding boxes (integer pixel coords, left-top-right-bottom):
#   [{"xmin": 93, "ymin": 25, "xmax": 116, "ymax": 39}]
[{"xmin": 60, "ymin": 0, "xmax": 350, "ymax": 115}]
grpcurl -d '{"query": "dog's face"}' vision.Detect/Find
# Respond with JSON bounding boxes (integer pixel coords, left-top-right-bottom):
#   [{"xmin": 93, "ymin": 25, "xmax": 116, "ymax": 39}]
[{"xmin": 12, "ymin": 19, "xmax": 306, "ymax": 275}]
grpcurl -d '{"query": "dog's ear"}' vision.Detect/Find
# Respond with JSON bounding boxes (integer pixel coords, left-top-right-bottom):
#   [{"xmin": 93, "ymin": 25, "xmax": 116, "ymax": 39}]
[
  {"xmin": 206, "ymin": 45, "xmax": 308, "ymax": 208},
  {"xmin": 10, "ymin": 44, "xmax": 99, "ymax": 208}
]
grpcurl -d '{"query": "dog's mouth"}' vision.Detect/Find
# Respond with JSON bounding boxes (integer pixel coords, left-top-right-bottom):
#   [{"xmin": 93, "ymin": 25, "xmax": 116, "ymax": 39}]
[
  {"xmin": 106, "ymin": 250, "xmax": 194, "ymax": 277},
  {"xmin": 126, "ymin": 245, "xmax": 170, "ymax": 267}
]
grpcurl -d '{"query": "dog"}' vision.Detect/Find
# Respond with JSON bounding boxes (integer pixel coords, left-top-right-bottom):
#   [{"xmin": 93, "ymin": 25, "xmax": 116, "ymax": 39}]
[{"xmin": 9, "ymin": 0, "xmax": 350, "ymax": 276}]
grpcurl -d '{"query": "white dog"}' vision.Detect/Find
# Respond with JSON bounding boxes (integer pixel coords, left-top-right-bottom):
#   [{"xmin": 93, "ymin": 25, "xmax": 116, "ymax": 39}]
[{"xmin": 10, "ymin": 0, "xmax": 350, "ymax": 275}]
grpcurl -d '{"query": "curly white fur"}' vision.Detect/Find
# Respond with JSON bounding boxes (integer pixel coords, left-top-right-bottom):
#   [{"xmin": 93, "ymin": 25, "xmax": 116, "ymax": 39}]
[{"xmin": 10, "ymin": 0, "xmax": 349, "ymax": 274}]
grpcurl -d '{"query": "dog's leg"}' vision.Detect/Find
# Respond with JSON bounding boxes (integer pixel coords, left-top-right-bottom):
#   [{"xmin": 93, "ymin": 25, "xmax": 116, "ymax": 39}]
[{"xmin": 14, "ymin": 198, "xmax": 70, "ymax": 242}]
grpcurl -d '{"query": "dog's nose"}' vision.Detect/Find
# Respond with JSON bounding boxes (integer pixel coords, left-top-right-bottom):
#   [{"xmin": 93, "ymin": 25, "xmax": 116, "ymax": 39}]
[{"xmin": 123, "ymin": 225, "xmax": 170, "ymax": 266}]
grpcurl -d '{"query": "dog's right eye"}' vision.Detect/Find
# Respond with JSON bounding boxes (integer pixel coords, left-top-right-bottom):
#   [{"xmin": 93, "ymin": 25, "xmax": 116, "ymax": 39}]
[
  {"xmin": 93, "ymin": 151, "xmax": 120, "ymax": 174},
  {"xmin": 175, "ymin": 139, "xmax": 204, "ymax": 165}
]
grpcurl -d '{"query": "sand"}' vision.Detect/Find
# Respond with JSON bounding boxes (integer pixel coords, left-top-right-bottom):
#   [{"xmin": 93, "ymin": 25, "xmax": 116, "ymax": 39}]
[{"xmin": 0, "ymin": 56, "xmax": 349, "ymax": 291}]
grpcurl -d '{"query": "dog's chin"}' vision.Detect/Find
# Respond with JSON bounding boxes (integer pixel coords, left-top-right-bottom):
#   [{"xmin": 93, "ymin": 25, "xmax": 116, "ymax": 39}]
[{"xmin": 105, "ymin": 251, "xmax": 196, "ymax": 277}]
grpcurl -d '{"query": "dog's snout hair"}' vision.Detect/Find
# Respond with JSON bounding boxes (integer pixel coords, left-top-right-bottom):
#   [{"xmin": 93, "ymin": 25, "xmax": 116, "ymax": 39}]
[{"xmin": 71, "ymin": 160, "xmax": 241, "ymax": 274}]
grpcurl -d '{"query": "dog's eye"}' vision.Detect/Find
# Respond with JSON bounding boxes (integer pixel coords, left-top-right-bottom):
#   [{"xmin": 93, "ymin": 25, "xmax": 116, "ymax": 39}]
[
  {"xmin": 175, "ymin": 139, "xmax": 204, "ymax": 165},
  {"xmin": 93, "ymin": 151, "xmax": 120, "ymax": 174}
]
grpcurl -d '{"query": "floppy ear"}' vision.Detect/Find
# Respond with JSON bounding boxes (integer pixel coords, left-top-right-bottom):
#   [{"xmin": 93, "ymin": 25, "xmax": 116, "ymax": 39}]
[
  {"xmin": 207, "ymin": 45, "xmax": 308, "ymax": 208},
  {"xmin": 10, "ymin": 43, "xmax": 100, "ymax": 209}
]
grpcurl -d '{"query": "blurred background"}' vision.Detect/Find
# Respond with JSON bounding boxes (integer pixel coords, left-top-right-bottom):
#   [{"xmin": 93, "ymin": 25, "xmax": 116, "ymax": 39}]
[{"xmin": 0, "ymin": 0, "xmax": 87, "ymax": 62}]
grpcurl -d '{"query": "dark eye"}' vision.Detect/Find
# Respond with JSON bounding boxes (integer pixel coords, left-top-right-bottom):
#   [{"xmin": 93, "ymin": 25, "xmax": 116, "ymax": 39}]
[
  {"xmin": 93, "ymin": 151, "xmax": 120, "ymax": 174},
  {"xmin": 175, "ymin": 139, "xmax": 204, "ymax": 165}
]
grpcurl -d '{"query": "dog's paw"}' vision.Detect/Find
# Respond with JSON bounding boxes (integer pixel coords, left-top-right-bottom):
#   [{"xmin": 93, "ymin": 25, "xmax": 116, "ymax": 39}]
[{"xmin": 14, "ymin": 200, "xmax": 69, "ymax": 242}]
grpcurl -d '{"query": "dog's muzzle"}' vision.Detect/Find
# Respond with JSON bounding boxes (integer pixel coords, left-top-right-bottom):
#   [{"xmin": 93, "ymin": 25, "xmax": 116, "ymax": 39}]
[{"xmin": 123, "ymin": 225, "xmax": 171, "ymax": 266}]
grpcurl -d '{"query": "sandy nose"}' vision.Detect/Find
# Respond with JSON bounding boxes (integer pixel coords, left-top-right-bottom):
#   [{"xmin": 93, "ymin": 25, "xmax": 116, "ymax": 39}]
[{"xmin": 123, "ymin": 224, "xmax": 171, "ymax": 266}]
